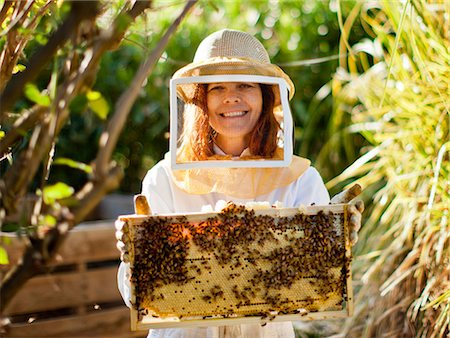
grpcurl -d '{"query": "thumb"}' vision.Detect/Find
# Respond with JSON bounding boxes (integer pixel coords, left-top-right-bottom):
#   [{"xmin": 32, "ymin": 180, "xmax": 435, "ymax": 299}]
[{"xmin": 330, "ymin": 184, "xmax": 362, "ymax": 204}]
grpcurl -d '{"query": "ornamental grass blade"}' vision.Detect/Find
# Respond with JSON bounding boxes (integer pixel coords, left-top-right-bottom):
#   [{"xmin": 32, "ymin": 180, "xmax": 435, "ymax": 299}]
[{"xmin": 327, "ymin": 0, "xmax": 450, "ymax": 336}]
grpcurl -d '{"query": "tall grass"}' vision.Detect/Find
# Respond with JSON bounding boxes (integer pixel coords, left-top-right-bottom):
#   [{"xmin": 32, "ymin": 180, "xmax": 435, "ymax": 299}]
[{"xmin": 328, "ymin": 0, "xmax": 449, "ymax": 336}]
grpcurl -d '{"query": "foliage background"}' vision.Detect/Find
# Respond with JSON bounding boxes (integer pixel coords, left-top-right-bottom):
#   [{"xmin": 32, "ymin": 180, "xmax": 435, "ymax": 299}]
[{"xmin": 43, "ymin": 0, "xmax": 367, "ymax": 195}]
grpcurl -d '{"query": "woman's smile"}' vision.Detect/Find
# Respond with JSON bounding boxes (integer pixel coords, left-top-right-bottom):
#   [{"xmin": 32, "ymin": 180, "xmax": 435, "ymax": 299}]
[{"xmin": 219, "ymin": 111, "xmax": 248, "ymax": 118}]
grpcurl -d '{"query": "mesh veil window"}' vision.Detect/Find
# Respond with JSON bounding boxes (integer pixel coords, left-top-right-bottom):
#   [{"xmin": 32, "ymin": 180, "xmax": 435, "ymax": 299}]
[{"xmin": 169, "ymin": 75, "xmax": 293, "ymax": 170}]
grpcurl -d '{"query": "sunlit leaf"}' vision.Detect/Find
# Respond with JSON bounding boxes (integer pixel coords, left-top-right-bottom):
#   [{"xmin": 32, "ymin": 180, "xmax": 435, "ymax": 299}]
[
  {"xmin": 86, "ymin": 91, "xmax": 101, "ymax": 101},
  {"xmin": 53, "ymin": 158, "xmax": 93, "ymax": 174},
  {"xmin": 42, "ymin": 182, "xmax": 74, "ymax": 205},
  {"xmin": 35, "ymin": 33, "xmax": 48, "ymax": 45},
  {"xmin": 24, "ymin": 83, "xmax": 50, "ymax": 106},
  {"xmin": 0, "ymin": 246, "xmax": 9, "ymax": 265},
  {"xmin": 87, "ymin": 90, "xmax": 110, "ymax": 120},
  {"xmin": 39, "ymin": 214, "xmax": 57, "ymax": 227},
  {"xmin": 13, "ymin": 64, "xmax": 26, "ymax": 74}
]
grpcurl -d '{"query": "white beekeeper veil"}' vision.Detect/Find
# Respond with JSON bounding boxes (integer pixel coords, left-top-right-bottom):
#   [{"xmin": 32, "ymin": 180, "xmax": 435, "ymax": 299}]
[{"xmin": 165, "ymin": 29, "xmax": 310, "ymax": 198}]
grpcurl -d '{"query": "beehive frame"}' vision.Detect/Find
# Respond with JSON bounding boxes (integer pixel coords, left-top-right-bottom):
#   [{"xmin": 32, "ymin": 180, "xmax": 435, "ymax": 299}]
[{"xmin": 119, "ymin": 203, "xmax": 353, "ymax": 330}]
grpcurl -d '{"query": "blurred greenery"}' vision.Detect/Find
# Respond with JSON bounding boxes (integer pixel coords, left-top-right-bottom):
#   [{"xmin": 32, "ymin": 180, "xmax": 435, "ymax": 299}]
[{"xmin": 9, "ymin": 0, "xmax": 368, "ymax": 195}]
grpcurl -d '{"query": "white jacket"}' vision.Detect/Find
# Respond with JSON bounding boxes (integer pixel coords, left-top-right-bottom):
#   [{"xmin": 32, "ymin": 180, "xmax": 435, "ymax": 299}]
[{"xmin": 118, "ymin": 158, "xmax": 330, "ymax": 338}]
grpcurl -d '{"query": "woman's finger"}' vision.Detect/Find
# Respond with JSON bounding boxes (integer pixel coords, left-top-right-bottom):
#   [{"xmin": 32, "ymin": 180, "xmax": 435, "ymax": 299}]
[{"xmin": 330, "ymin": 184, "xmax": 362, "ymax": 204}]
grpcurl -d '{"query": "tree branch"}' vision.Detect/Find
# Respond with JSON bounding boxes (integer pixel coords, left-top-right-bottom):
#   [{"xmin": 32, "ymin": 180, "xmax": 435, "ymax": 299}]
[
  {"xmin": 0, "ymin": 242, "xmax": 38, "ymax": 312},
  {"xmin": 0, "ymin": 1, "xmax": 100, "ymax": 117},
  {"xmin": 94, "ymin": 0, "xmax": 197, "ymax": 176},
  {"xmin": 71, "ymin": 164, "xmax": 124, "ymax": 225},
  {"xmin": 0, "ymin": 1, "xmax": 54, "ymax": 91},
  {"xmin": 0, "ymin": 1, "xmax": 13, "ymax": 27},
  {"xmin": 0, "ymin": 1, "xmax": 154, "ymax": 214},
  {"xmin": 0, "ymin": 105, "xmax": 47, "ymax": 159},
  {"xmin": 0, "ymin": 114, "xmax": 54, "ymax": 213},
  {"xmin": 0, "ymin": 0, "xmax": 39, "ymax": 92},
  {"xmin": 0, "ymin": 0, "xmax": 34, "ymax": 36}
]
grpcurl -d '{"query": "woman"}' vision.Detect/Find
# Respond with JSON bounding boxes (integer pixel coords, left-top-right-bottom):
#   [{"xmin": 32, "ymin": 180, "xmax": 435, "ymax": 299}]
[{"xmin": 117, "ymin": 29, "xmax": 363, "ymax": 338}]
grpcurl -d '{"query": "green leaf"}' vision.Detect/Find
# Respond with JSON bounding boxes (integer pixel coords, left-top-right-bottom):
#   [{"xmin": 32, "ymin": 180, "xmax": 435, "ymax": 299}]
[
  {"xmin": 13, "ymin": 64, "xmax": 26, "ymax": 74},
  {"xmin": 87, "ymin": 91, "xmax": 109, "ymax": 120},
  {"xmin": 39, "ymin": 215, "xmax": 57, "ymax": 227},
  {"xmin": 115, "ymin": 13, "xmax": 132, "ymax": 34},
  {"xmin": 24, "ymin": 83, "xmax": 50, "ymax": 106},
  {"xmin": 42, "ymin": 182, "xmax": 74, "ymax": 205},
  {"xmin": 86, "ymin": 91, "xmax": 101, "ymax": 101},
  {"xmin": 53, "ymin": 158, "xmax": 93, "ymax": 174},
  {"xmin": 0, "ymin": 246, "xmax": 9, "ymax": 265},
  {"xmin": 1, "ymin": 223, "xmax": 20, "ymax": 232},
  {"xmin": 35, "ymin": 34, "xmax": 48, "ymax": 45}
]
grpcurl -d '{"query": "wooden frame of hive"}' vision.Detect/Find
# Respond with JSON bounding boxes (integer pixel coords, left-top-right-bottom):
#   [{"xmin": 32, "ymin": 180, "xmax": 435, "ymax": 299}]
[{"xmin": 119, "ymin": 203, "xmax": 353, "ymax": 330}]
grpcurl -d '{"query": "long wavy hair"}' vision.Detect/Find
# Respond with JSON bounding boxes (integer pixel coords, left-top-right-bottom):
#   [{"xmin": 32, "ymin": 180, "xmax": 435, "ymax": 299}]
[{"xmin": 177, "ymin": 83, "xmax": 280, "ymax": 161}]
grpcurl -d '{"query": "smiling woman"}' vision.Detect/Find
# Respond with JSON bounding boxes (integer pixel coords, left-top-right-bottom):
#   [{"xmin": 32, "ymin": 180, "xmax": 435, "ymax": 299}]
[{"xmin": 115, "ymin": 29, "xmax": 363, "ymax": 338}]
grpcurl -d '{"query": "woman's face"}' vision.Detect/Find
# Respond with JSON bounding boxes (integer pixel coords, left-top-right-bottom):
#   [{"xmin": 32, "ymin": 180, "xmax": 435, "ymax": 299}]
[{"xmin": 206, "ymin": 82, "xmax": 263, "ymax": 142}]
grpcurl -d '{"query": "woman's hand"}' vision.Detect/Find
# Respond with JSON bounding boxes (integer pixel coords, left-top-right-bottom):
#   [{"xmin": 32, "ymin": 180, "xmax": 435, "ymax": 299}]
[
  {"xmin": 330, "ymin": 184, "xmax": 365, "ymax": 245},
  {"xmin": 115, "ymin": 195, "xmax": 151, "ymax": 263},
  {"xmin": 115, "ymin": 219, "xmax": 130, "ymax": 263}
]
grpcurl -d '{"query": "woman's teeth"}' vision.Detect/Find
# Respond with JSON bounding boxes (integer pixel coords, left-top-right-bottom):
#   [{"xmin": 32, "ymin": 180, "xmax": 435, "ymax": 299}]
[{"xmin": 221, "ymin": 111, "xmax": 247, "ymax": 117}]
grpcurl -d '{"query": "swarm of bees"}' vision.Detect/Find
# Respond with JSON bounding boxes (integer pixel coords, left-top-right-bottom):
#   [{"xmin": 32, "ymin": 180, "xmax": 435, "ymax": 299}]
[{"xmin": 125, "ymin": 202, "xmax": 352, "ymax": 324}]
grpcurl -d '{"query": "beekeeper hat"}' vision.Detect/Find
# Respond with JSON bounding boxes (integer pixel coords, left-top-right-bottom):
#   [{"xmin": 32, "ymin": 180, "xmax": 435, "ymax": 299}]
[{"xmin": 172, "ymin": 29, "xmax": 295, "ymax": 106}]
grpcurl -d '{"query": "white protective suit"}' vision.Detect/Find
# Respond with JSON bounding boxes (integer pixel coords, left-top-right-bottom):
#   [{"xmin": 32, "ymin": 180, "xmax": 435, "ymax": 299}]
[{"xmin": 117, "ymin": 151, "xmax": 330, "ymax": 338}]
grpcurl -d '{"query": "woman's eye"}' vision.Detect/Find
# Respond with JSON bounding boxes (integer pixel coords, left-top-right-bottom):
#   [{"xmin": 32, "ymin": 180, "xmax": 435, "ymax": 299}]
[
  {"xmin": 208, "ymin": 86, "xmax": 223, "ymax": 92},
  {"xmin": 239, "ymin": 83, "xmax": 254, "ymax": 89}
]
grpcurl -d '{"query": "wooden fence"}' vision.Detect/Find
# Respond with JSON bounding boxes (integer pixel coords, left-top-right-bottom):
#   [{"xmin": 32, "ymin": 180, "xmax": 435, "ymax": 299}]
[{"xmin": 1, "ymin": 220, "xmax": 145, "ymax": 337}]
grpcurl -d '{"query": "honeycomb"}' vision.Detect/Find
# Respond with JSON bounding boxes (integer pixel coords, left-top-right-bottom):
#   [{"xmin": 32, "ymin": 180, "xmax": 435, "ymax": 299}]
[{"xmin": 120, "ymin": 203, "xmax": 352, "ymax": 329}]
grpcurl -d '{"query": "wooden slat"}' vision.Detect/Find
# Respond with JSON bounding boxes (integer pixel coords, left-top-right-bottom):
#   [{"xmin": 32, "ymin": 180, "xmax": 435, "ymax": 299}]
[
  {"xmin": 4, "ymin": 266, "xmax": 122, "ymax": 315},
  {"xmin": 5, "ymin": 307, "xmax": 146, "ymax": 338},
  {"xmin": 120, "ymin": 203, "xmax": 347, "ymax": 225},
  {"xmin": 1, "ymin": 221, "xmax": 119, "ymax": 273},
  {"xmin": 1, "ymin": 220, "xmax": 140, "ymax": 337},
  {"xmin": 53, "ymin": 221, "xmax": 119, "ymax": 265},
  {"xmin": 136, "ymin": 310, "xmax": 349, "ymax": 330}
]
